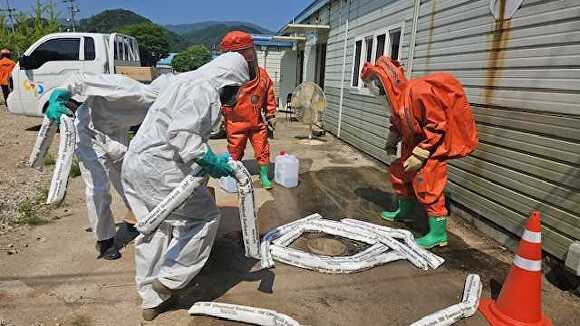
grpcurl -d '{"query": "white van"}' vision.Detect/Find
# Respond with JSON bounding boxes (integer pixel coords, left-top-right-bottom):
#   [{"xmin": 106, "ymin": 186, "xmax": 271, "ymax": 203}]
[{"xmin": 7, "ymin": 32, "xmax": 141, "ymax": 117}]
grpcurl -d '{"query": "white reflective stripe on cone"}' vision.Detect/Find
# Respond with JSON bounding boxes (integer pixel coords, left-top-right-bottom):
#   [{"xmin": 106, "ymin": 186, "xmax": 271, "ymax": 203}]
[
  {"xmin": 521, "ymin": 230, "xmax": 542, "ymax": 244},
  {"xmin": 513, "ymin": 255, "xmax": 542, "ymax": 272}
]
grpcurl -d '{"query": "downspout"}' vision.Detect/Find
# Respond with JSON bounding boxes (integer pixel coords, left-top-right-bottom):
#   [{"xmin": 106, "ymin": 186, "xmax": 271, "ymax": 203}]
[
  {"xmin": 407, "ymin": 0, "xmax": 421, "ymax": 76},
  {"xmin": 337, "ymin": 0, "xmax": 350, "ymax": 138}
]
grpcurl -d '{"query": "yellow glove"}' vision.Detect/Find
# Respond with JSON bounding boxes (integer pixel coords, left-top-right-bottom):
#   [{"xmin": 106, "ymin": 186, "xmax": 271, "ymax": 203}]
[{"xmin": 403, "ymin": 147, "xmax": 430, "ymax": 173}]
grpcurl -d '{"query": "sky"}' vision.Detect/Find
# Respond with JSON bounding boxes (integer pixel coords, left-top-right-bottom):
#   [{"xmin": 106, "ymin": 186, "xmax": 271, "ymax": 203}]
[{"xmin": 7, "ymin": 0, "xmax": 314, "ymax": 32}]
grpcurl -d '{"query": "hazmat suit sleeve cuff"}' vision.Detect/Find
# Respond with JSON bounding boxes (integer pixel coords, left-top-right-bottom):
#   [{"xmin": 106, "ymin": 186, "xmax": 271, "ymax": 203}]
[{"xmin": 412, "ymin": 146, "xmax": 430, "ymax": 161}]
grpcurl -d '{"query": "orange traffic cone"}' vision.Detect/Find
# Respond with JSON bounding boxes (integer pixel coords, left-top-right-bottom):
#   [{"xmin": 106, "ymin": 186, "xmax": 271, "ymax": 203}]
[{"xmin": 479, "ymin": 211, "xmax": 553, "ymax": 326}]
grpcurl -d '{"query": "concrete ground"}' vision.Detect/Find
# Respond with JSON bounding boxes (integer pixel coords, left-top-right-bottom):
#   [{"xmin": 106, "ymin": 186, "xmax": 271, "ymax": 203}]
[{"xmin": 0, "ymin": 110, "xmax": 579, "ymax": 326}]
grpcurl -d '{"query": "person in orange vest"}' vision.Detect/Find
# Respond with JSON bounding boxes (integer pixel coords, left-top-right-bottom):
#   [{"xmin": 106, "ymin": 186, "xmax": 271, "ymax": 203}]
[
  {"xmin": 361, "ymin": 56, "xmax": 478, "ymax": 249},
  {"xmin": 0, "ymin": 48, "xmax": 16, "ymax": 106},
  {"xmin": 219, "ymin": 31, "xmax": 278, "ymax": 189}
]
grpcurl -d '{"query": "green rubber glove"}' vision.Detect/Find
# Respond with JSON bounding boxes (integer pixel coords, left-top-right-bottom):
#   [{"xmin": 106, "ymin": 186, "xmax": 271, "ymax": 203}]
[
  {"xmin": 46, "ymin": 88, "xmax": 72, "ymax": 122},
  {"xmin": 194, "ymin": 146, "xmax": 234, "ymax": 178}
]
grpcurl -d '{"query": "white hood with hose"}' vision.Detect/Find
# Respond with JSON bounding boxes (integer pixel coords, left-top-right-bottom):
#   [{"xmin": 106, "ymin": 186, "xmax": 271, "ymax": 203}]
[
  {"xmin": 123, "ymin": 52, "xmax": 249, "ymax": 224},
  {"xmin": 129, "ymin": 52, "xmax": 248, "ymax": 163}
]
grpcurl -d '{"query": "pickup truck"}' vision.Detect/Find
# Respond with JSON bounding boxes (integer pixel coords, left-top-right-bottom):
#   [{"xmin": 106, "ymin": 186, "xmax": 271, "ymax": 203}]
[{"xmin": 7, "ymin": 32, "xmax": 146, "ymax": 117}]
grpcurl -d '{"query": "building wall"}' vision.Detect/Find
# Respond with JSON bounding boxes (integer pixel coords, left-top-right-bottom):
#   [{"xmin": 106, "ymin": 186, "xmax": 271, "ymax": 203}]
[
  {"xmin": 322, "ymin": 0, "xmax": 416, "ymax": 163},
  {"xmin": 307, "ymin": 0, "xmax": 579, "ymax": 260}
]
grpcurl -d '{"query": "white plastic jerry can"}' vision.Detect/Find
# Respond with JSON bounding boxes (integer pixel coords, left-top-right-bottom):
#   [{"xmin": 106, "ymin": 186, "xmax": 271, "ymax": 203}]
[{"xmin": 274, "ymin": 151, "xmax": 299, "ymax": 188}]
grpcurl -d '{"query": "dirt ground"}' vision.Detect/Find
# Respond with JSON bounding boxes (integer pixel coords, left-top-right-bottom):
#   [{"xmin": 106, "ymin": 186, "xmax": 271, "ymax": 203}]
[{"xmin": 0, "ymin": 108, "xmax": 579, "ymax": 326}]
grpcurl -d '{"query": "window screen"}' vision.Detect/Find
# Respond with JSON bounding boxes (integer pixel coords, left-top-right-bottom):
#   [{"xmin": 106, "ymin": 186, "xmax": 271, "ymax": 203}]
[
  {"xmin": 84, "ymin": 37, "xmax": 95, "ymax": 60},
  {"xmin": 30, "ymin": 38, "xmax": 80, "ymax": 68},
  {"xmin": 376, "ymin": 34, "xmax": 386, "ymax": 60},
  {"xmin": 352, "ymin": 40, "xmax": 363, "ymax": 87},
  {"xmin": 389, "ymin": 29, "xmax": 402, "ymax": 61},
  {"xmin": 365, "ymin": 38, "xmax": 373, "ymax": 63}
]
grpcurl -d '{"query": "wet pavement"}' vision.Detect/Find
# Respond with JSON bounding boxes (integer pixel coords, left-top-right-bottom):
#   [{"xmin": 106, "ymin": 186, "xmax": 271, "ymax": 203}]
[{"xmin": 188, "ymin": 121, "xmax": 579, "ymax": 325}]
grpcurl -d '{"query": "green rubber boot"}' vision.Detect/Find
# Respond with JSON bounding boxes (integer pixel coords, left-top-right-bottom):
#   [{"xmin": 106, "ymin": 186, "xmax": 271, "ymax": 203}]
[
  {"xmin": 417, "ymin": 217, "xmax": 448, "ymax": 249},
  {"xmin": 259, "ymin": 165, "xmax": 273, "ymax": 190},
  {"xmin": 381, "ymin": 198, "xmax": 415, "ymax": 222}
]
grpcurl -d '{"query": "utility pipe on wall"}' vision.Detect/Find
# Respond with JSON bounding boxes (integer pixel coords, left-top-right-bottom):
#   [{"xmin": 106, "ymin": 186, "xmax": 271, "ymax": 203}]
[
  {"xmin": 337, "ymin": 0, "xmax": 350, "ymax": 138},
  {"xmin": 407, "ymin": 0, "xmax": 422, "ymax": 76}
]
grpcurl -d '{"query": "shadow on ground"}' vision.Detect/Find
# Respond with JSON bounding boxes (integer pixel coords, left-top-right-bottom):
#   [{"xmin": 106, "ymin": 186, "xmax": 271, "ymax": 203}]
[
  {"xmin": 25, "ymin": 124, "xmax": 42, "ymax": 132},
  {"xmin": 172, "ymin": 206, "xmax": 275, "ymax": 311}
]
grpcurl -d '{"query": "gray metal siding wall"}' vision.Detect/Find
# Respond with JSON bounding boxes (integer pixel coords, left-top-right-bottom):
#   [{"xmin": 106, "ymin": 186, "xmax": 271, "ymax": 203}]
[
  {"xmin": 323, "ymin": 0, "xmax": 416, "ymax": 164},
  {"xmin": 412, "ymin": 0, "xmax": 580, "ymax": 259}
]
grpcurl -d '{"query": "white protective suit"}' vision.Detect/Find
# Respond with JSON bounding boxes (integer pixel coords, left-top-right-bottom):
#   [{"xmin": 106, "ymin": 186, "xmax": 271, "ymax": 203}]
[
  {"xmin": 121, "ymin": 52, "xmax": 249, "ymax": 309},
  {"xmin": 63, "ymin": 73, "xmax": 174, "ymax": 241}
]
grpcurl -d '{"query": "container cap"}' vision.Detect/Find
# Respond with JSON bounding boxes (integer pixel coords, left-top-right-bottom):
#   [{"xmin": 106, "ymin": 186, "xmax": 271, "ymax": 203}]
[{"xmin": 280, "ymin": 151, "xmax": 287, "ymax": 155}]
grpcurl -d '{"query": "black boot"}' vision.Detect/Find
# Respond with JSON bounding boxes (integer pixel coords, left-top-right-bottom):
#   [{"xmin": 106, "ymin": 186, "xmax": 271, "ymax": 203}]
[
  {"xmin": 142, "ymin": 295, "xmax": 176, "ymax": 321},
  {"xmin": 96, "ymin": 238, "xmax": 121, "ymax": 260}
]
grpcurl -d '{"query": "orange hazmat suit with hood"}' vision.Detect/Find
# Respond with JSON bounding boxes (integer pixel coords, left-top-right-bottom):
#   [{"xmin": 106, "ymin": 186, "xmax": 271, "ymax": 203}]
[
  {"xmin": 220, "ymin": 31, "xmax": 277, "ymax": 189},
  {"xmin": 361, "ymin": 56, "xmax": 478, "ymax": 248}
]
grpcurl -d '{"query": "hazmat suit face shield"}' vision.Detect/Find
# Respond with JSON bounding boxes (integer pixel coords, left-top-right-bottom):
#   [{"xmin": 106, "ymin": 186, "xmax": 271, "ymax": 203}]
[
  {"xmin": 187, "ymin": 52, "xmax": 250, "ymax": 129},
  {"xmin": 219, "ymin": 85, "xmax": 241, "ymax": 107},
  {"xmin": 361, "ymin": 57, "xmax": 407, "ymax": 115},
  {"xmin": 363, "ymin": 73, "xmax": 393, "ymax": 110},
  {"xmin": 365, "ymin": 76, "xmax": 386, "ymax": 97},
  {"xmin": 238, "ymin": 47, "xmax": 259, "ymax": 81},
  {"xmin": 0, "ymin": 49, "xmax": 11, "ymax": 59}
]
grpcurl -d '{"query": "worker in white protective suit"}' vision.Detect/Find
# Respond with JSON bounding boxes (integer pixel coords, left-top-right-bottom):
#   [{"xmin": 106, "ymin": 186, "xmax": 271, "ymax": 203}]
[
  {"xmin": 45, "ymin": 74, "xmax": 174, "ymax": 260},
  {"xmin": 121, "ymin": 52, "xmax": 249, "ymax": 321}
]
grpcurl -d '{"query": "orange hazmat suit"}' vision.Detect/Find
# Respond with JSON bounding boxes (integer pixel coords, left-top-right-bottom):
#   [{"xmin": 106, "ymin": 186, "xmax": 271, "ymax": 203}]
[{"xmin": 361, "ymin": 56, "xmax": 478, "ymax": 216}]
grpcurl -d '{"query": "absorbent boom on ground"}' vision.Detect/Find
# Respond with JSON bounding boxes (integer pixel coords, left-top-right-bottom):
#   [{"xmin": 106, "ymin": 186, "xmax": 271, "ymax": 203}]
[{"xmin": 189, "ymin": 302, "xmax": 302, "ymax": 326}]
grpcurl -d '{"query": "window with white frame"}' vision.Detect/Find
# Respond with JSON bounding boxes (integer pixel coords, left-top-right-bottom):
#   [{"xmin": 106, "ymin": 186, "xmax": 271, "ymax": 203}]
[
  {"xmin": 351, "ymin": 23, "xmax": 404, "ymax": 88},
  {"xmin": 389, "ymin": 28, "xmax": 402, "ymax": 61}
]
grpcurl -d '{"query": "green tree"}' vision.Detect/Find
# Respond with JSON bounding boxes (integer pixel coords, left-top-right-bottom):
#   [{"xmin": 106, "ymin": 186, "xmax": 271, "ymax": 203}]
[
  {"xmin": 171, "ymin": 45, "xmax": 212, "ymax": 72},
  {"xmin": 79, "ymin": 9, "xmax": 151, "ymax": 33},
  {"xmin": 0, "ymin": 0, "xmax": 60, "ymax": 56},
  {"xmin": 117, "ymin": 23, "xmax": 170, "ymax": 67}
]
